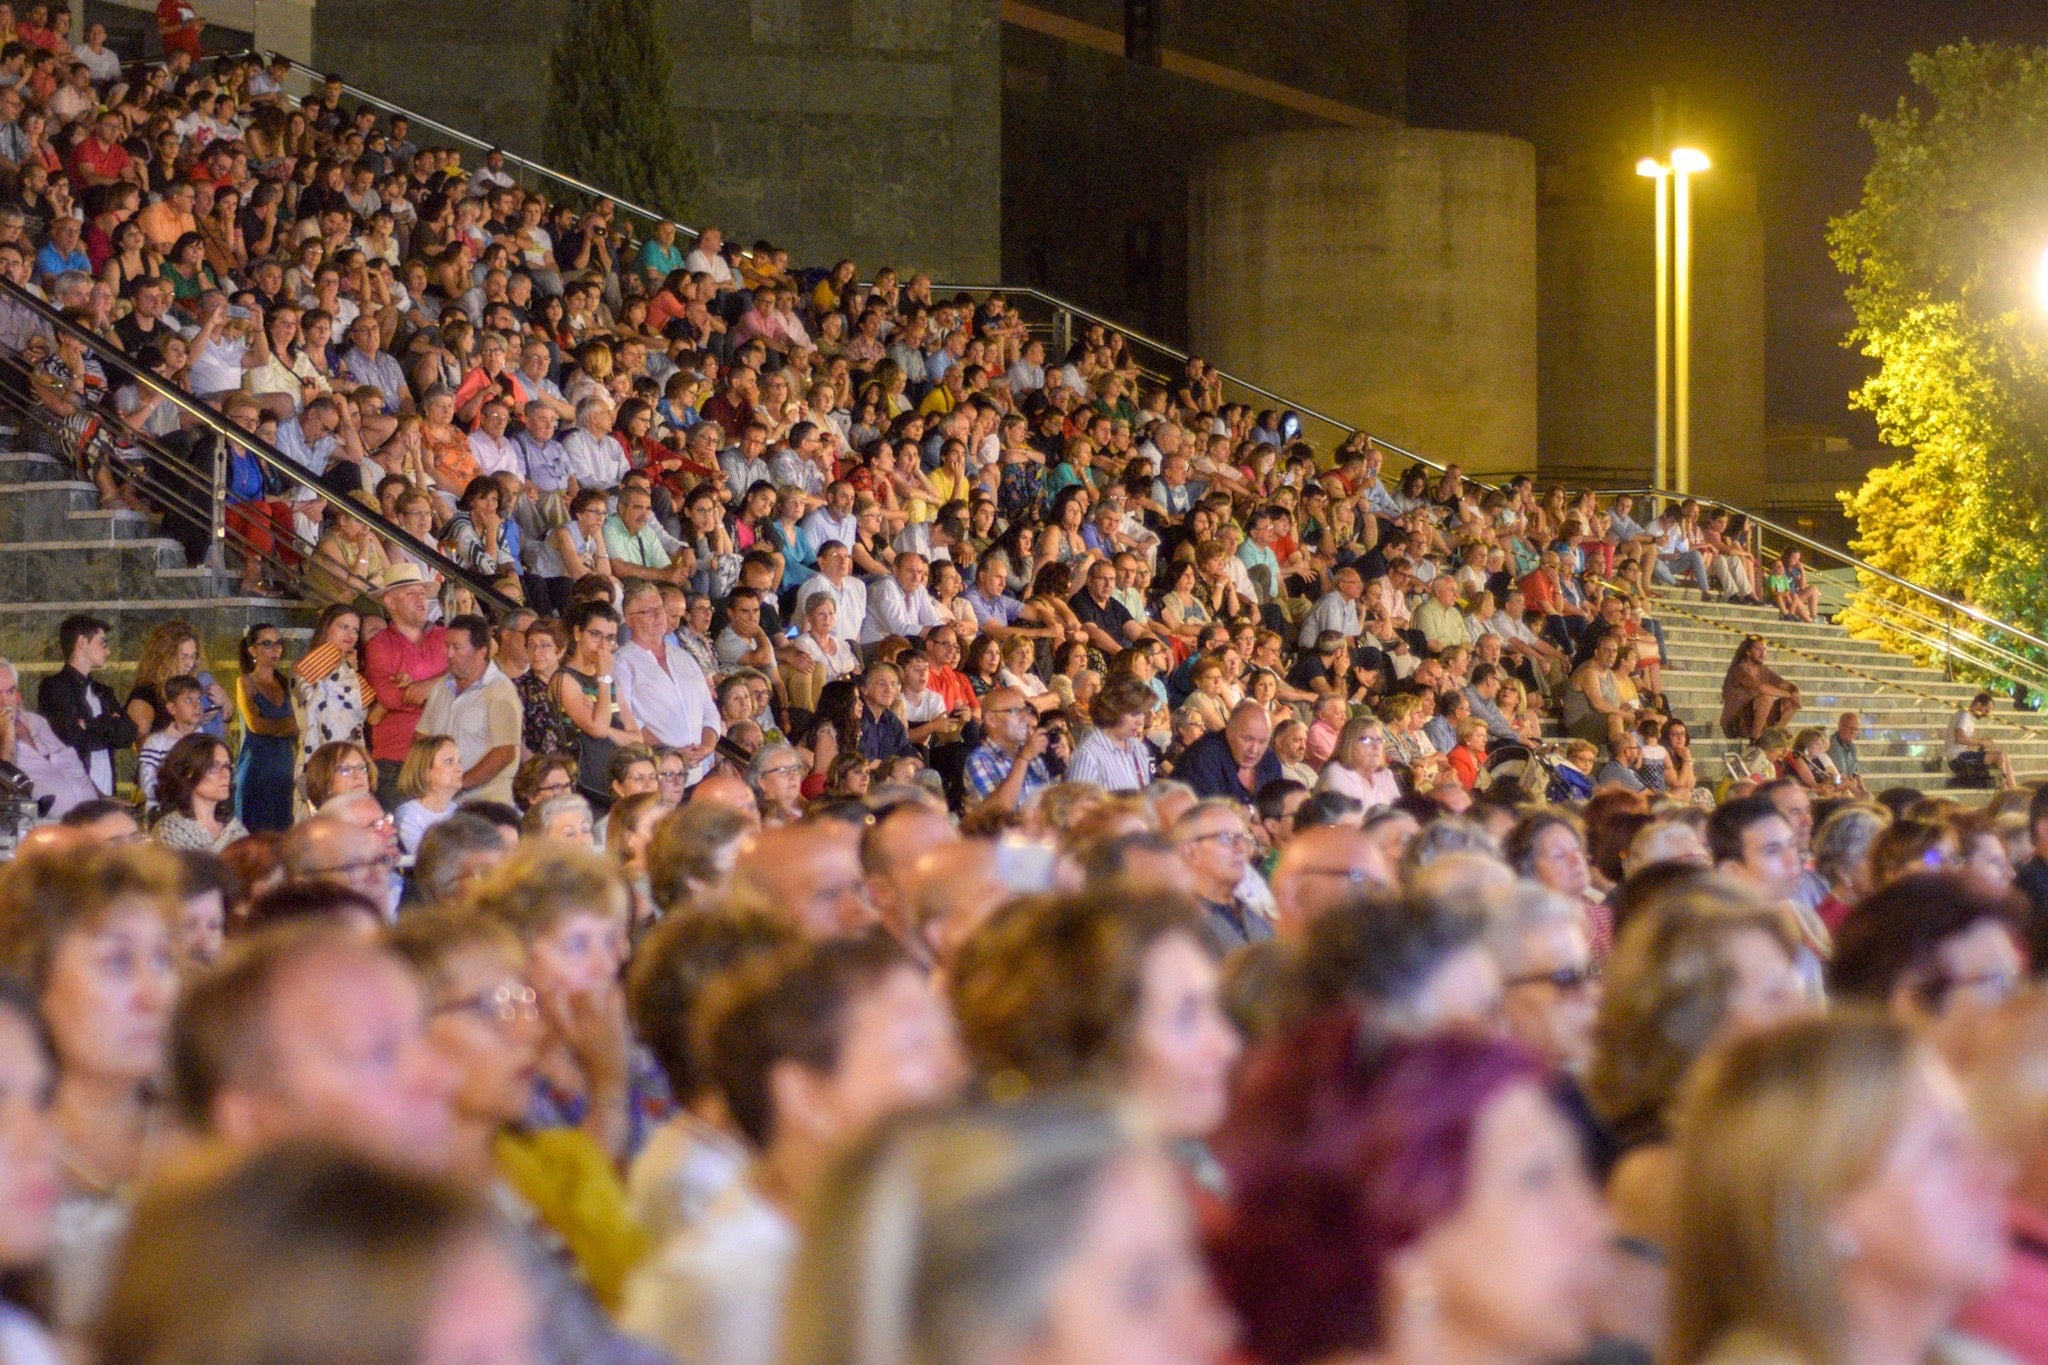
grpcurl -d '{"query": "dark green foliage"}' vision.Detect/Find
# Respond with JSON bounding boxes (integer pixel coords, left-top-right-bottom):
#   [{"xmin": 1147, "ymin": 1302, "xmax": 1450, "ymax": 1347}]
[{"xmin": 545, "ymin": 0, "xmax": 698, "ymax": 217}]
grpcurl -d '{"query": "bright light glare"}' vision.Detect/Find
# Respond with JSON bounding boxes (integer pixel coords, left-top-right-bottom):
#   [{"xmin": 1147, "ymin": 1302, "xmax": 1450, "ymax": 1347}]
[
  {"xmin": 1636, "ymin": 157, "xmax": 1664, "ymax": 178},
  {"xmin": 2038, "ymin": 246, "xmax": 2048, "ymax": 312},
  {"xmin": 1671, "ymin": 147, "xmax": 1711, "ymax": 173}
]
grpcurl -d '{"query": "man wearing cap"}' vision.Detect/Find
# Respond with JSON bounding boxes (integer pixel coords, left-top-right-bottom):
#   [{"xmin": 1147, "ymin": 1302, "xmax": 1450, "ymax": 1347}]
[{"xmin": 361, "ymin": 564, "xmax": 448, "ymax": 808}]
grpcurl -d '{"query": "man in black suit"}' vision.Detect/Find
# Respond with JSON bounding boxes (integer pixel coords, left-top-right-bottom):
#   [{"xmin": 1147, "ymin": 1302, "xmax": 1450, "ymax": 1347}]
[{"xmin": 37, "ymin": 614, "xmax": 136, "ymax": 797}]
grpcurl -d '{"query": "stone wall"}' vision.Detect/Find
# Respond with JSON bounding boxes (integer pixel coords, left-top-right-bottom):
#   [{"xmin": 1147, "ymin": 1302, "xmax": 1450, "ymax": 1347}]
[
  {"xmin": 1187, "ymin": 126, "xmax": 1538, "ymax": 477},
  {"xmin": 314, "ymin": 0, "xmax": 1003, "ymax": 281}
]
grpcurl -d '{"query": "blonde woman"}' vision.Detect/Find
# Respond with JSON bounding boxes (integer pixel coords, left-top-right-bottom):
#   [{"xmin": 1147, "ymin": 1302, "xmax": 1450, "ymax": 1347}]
[
  {"xmin": 1668, "ymin": 1015, "xmax": 2005, "ymax": 1365},
  {"xmin": 783, "ymin": 1098, "xmax": 1230, "ymax": 1365},
  {"xmin": 1317, "ymin": 717, "xmax": 1402, "ymax": 810},
  {"xmin": 1588, "ymin": 877, "xmax": 1814, "ymax": 1355}
]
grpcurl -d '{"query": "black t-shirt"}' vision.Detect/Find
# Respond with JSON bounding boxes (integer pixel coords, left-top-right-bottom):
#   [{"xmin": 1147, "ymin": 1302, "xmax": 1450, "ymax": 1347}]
[
  {"xmin": 1068, "ymin": 589, "xmax": 1133, "ymax": 648},
  {"xmin": 1286, "ymin": 654, "xmax": 1334, "ymax": 692},
  {"xmin": 114, "ymin": 312, "xmax": 173, "ymax": 354}
]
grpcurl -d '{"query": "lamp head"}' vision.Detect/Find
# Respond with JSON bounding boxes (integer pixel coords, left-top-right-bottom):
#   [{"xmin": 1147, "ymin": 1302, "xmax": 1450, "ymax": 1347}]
[
  {"xmin": 1635, "ymin": 157, "xmax": 1664, "ymax": 178},
  {"xmin": 1671, "ymin": 147, "xmax": 1711, "ymax": 174}
]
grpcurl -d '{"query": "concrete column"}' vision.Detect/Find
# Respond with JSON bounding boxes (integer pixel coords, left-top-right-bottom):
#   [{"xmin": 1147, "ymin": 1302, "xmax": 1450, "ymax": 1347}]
[{"xmin": 1188, "ymin": 126, "xmax": 1538, "ymax": 477}]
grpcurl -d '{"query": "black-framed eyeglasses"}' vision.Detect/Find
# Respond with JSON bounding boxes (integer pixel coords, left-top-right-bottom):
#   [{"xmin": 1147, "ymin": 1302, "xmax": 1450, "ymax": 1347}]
[{"xmin": 1505, "ymin": 964, "xmax": 1601, "ymax": 993}]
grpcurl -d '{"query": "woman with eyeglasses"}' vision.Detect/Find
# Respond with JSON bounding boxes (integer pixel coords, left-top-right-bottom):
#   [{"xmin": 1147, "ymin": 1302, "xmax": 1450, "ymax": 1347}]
[
  {"xmin": 231, "ymin": 626, "xmax": 297, "ymax": 833},
  {"xmin": 464, "ymin": 843, "xmax": 663, "ymax": 1169},
  {"xmin": 389, "ymin": 910, "xmax": 653, "ymax": 1336},
  {"xmin": 512, "ymin": 754, "xmax": 579, "ymax": 814},
  {"xmin": 151, "ymin": 734, "xmax": 250, "ymax": 853},
  {"xmin": 300, "ymin": 740, "xmax": 373, "ymax": 813},
  {"xmin": 0, "ymin": 846, "xmax": 183, "ymax": 1335},
  {"xmin": 1316, "ymin": 717, "xmax": 1401, "ymax": 811}
]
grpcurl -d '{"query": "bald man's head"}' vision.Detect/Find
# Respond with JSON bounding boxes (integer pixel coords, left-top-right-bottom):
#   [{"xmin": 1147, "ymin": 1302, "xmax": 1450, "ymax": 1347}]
[
  {"xmin": 1270, "ymin": 825, "xmax": 1392, "ymax": 938},
  {"xmin": 730, "ymin": 821, "xmax": 874, "ymax": 939}
]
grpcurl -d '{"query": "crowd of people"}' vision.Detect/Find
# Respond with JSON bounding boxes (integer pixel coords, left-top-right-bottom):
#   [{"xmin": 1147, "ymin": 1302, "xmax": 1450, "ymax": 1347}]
[{"xmin": 0, "ymin": 31, "xmax": 2037, "ymax": 1365}]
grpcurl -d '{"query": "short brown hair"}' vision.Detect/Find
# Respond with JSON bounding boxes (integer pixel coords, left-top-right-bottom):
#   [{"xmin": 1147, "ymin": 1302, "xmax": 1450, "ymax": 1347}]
[
  {"xmin": 700, "ymin": 935, "xmax": 914, "ymax": 1148},
  {"xmin": 462, "ymin": 841, "xmax": 627, "ymax": 941},
  {"xmin": 0, "ymin": 844, "xmax": 183, "ymax": 991},
  {"xmin": 168, "ymin": 925, "xmax": 387, "ymax": 1128},
  {"xmin": 948, "ymin": 890, "xmax": 1210, "ymax": 1096},
  {"xmin": 626, "ymin": 910, "xmax": 796, "ymax": 1105}
]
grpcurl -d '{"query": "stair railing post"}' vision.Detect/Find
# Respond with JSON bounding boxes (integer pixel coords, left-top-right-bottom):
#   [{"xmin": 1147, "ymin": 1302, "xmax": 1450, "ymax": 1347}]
[
  {"xmin": 1055, "ymin": 307, "xmax": 1072, "ymax": 360},
  {"xmin": 207, "ymin": 427, "xmax": 227, "ymax": 573}
]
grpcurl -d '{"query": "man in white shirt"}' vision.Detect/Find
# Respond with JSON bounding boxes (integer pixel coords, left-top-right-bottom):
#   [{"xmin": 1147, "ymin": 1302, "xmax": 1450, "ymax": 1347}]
[
  {"xmin": 683, "ymin": 226, "xmax": 738, "ymax": 292},
  {"xmin": 861, "ymin": 553, "xmax": 947, "ymax": 649},
  {"xmin": 0, "ymin": 656, "xmax": 97, "ymax": 819},
  {"xmin": 793, "ymin": 542, "xmax": 866, "ymax": 644},
  {"xmin": 1297, "ymin": 566, "xmax": 1366, "ymax": 648},
  {"xmin": 615, "ymin": 584, "xmax": 720, "ymax": 781},
  {"xmin": 561, "ymin": 396, "xmax": 630, "ymax": 491},
  {"xmin": 799, "ymin": 480, "xmax": 858, "ymax": 551},
  {"xmin": 467, "ymin": 398, "xmax": 524, "ymax": 477},
  {"xmin": 417, "ymin": 616, "xmax": 521, "ymax": 805}
]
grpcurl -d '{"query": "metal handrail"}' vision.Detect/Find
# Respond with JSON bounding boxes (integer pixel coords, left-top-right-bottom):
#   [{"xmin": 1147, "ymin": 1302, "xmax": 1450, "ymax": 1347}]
[
  {"xmin": 267, "ymin": 58, "xmax": 703, "ymax": 244},
  {"xmin": 0, "ymin": 280, "xmax": 517, "ymax": 613},
  {"xmin": 1596, "ymin": 486, "xmax": 2048, "ymax": 660},
  {"xmin": 176, "ymin": 57, "xmax": 2048, "ymax": 679},
  {"xmin": 245, "ymin": 61, "xmax": 1463, "ymax": 479},
  {"xmin": 1837, "ymin": 591, "xmax": 2048, "ymax": 688}
]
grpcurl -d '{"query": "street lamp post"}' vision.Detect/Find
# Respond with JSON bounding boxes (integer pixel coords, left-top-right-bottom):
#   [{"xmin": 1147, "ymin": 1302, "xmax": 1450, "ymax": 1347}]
[
  {"xmin": 1671, "ymin": 147, "xmax": 1709, "ymax": 495},
  {"xmin": 1638, "ymin": 148, "xmax": 1709, "ymax": 495},
  {"xmin": 1636, "ymin": 158, "xmax": 1669, "ymax": 491}
]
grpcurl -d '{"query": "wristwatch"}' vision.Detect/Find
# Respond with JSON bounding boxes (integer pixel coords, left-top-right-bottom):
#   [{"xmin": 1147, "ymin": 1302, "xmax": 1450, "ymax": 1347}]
[{"xmin": 597, "ymin": 675, "xmax": 612, "ymax": 686}]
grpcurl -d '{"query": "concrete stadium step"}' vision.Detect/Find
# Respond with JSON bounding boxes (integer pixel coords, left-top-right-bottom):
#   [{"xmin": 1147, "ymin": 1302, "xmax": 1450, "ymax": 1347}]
[
  {"xmin": 1626, "ymin": 580, "xmax": 2048, "ymax": 795},
  {"xmin": 0, "ymin": 539, "xmax": 230, "ymax": 602},
  {"xmin": 0, "ymin": 600, "xmax": 312, "ymax": 660},
  {"xmin": 0, "ymin": 479, "xmax": 164, "ymax": 542}
]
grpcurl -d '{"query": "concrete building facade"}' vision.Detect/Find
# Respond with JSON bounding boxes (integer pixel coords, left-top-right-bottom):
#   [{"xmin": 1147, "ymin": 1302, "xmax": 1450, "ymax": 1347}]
[
  {"xmin": 1187, "ymin": 127, "xmax": 1539, "ymax": 478},
  {"xmin": 314, "ymin": 0, "xmax": 1003, "ymax": 282}
]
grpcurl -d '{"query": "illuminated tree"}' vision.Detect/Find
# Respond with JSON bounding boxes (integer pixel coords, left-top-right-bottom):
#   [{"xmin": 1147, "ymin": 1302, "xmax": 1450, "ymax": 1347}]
[
  {"xmin": 1830, "ymin": 40, "xmax": 2048, "ymax": 675},
  {"xmin": 544, "ymin": 0, "xmax": 698, "ymax": 217}
]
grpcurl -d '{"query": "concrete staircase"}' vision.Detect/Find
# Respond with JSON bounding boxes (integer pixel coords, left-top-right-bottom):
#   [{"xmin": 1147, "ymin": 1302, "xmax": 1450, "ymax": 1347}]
[
  {"xmin": 1645, "ymin": 590, "xmax": 2048, "ymax": 802},
  {"xmin": 0, "ymin": 449, "xmax": 310, "ymax": 696}
]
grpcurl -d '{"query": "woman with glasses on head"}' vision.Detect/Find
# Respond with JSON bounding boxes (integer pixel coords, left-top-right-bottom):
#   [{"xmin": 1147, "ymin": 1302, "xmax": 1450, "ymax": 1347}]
[
  {"xmin": 151, "ymin": 735, "xmax": 249, "ymax": 853},
  {"xmin": 287, "ymin": 605, "xmax": 368, "ymax": 773},
  {"xmin": 231, "ymin": 626, "xmax": 297, "ymax": 833}
]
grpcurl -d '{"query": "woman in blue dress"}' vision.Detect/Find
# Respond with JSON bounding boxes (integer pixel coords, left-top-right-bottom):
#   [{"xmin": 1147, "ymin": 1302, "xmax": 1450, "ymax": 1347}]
[{"xmin": 233, "ymin": 624, "xmax": 300, "ymax": 832}]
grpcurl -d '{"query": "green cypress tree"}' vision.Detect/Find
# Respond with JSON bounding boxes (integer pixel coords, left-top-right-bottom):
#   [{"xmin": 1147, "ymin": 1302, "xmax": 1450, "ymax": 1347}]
[{"xmin": 544, "ymin": 0, "xmax": 698, "ymax": 216}]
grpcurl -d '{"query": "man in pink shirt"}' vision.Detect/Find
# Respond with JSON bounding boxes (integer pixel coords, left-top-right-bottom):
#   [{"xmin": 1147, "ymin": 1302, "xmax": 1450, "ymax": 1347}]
[{"xmin": 361, "ymin": 564, "xmax": 448, "ymax": 807}]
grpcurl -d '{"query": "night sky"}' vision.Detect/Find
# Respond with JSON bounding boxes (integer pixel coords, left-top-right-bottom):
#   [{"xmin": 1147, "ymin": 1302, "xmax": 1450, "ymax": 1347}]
[{"xmin": 1406, "ymin": 0, "xmax": 2047, "ymax": 449}]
